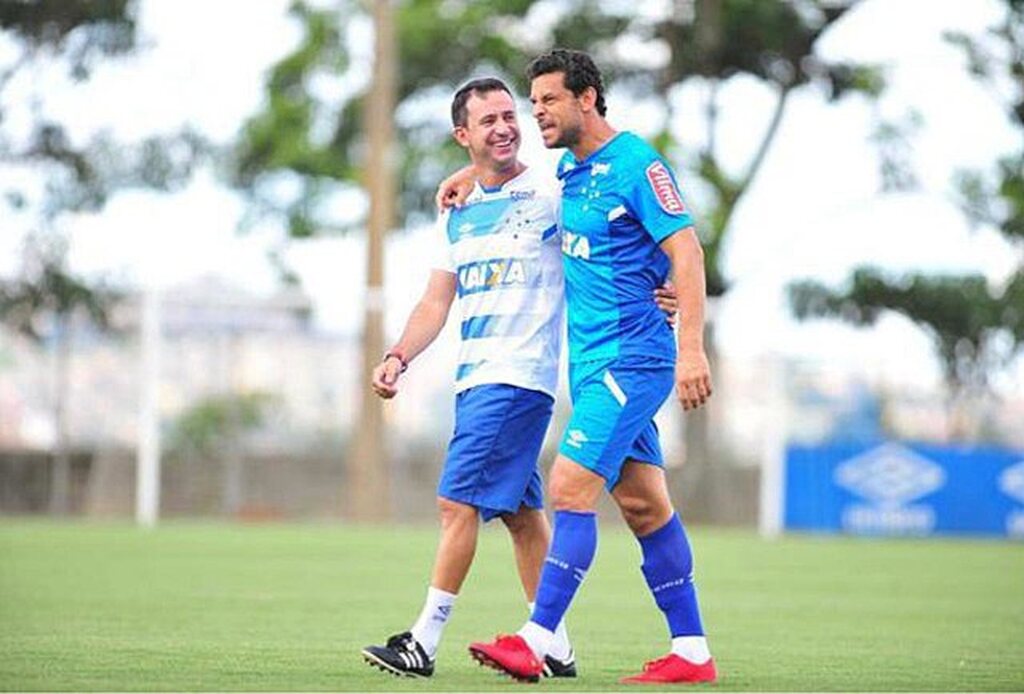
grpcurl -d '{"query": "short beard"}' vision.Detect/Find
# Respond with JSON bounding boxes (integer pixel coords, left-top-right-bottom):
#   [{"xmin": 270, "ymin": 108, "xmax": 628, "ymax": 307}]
[{"xmin": 550, "ymin": 122, "xmax": 581, "ymax": 150}]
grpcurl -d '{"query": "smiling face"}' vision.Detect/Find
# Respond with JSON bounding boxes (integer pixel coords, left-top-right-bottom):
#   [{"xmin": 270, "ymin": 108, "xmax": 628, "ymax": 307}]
[
  {"xmin": 453, "ymin": 89, "xmax": 520, "ymax": 172},
  {"xmin": 529, "ymin": 71, "xmax": 585, "ymax": 150}
]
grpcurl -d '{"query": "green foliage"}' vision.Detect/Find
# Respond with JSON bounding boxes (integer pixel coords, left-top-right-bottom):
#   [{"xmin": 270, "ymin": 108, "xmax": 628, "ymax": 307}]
[
  {"xmin": 790, "ymin": 269, "xmax": 1024, "ymax": 394},
  {"xmin": 233, "ymin": 0, "xmax": 570, "ymax": 236},
  {"xmin": 169, "ymin": 392, "xmax": 276, "ymax": 459},
  {"xmin": 397, "ymin": 0, "xmax": 537, "ymax": 95},
  {"xmin": 947, "ymin": 1, "xmax": 1024, "ymax": 243},
  {"xmin": 789, "ymin": 0, "xmax": 1024, "ymax": 403},
  {"xmin": 233, "ymin": 0, "xmax": 882, "ymax": 303},
  {"xmin": 957, "ymin": 153, "xmax": 1024, "ymax": 243},
  {"xmin": 235, "ymin": 3, "xmax": 352, "ymax": 183},
  {"xmin": 23, "ymin": 125, "xmax": 209, "ymax": 219},
  {"xmin": 658, "ymin": 0, "xmax": 844, "ymax": 86},
  {"xmin": 871, "ymin": 111, "xmax": 922, "ymax": 193},
  {"xmin": 644, "ymin": 0, "xmax": 885, "ymax": 295},
  {"xmin": 0, "ymin": 0, "xmax": 209, "ymax": 359},
  {"xmin": 0, "ymin": 234, "xmax": 120, "ymax": 343},
  {"xmin": 232, "ymin": 2, "xmax": 358, "ymax": 237},
  {"xmin": 0, "ymin": 0, "xmax": 209, "ymax": 224},
  {"xmin": 0, "ymin": 0, "xmax": 136, "ymax": 80},
  {"xmin": 823, "ymin": 63, "xmax": 886, "ymax": 101}
]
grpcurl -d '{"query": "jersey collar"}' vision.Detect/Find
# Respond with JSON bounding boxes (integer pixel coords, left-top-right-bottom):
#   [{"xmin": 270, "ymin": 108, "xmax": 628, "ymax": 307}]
[
  {"xmin": 558, "ymin": 131, "xmax": 629, "ymax": 179},
  {"xmin": 475, "ymin": 165, "xmax": 531, "ymax": 195}
]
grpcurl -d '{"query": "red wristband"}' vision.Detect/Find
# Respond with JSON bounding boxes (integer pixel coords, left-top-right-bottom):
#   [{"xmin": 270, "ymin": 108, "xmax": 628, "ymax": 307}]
[{"xmin": 383, "ymin": 351, "xmax": 408, "ymax": 373}]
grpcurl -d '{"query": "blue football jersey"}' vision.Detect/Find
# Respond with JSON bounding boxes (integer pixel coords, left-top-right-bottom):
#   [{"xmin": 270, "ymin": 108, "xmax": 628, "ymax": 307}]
[{"xmin": 557, "ymin": 131, "xmax": 695, "ymax": 365}]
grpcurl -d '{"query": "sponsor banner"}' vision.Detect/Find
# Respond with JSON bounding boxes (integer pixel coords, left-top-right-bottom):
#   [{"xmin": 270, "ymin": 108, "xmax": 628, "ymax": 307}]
[{"xmin": 784, "ymin": 441, "xmax": 1024, "ymax": 539}]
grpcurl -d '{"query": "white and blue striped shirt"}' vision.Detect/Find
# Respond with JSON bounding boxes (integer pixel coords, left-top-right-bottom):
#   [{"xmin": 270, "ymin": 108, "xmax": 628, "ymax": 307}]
[{"xmin": 433, "ymin": 166, "xmax": 563, "ymax": 398}]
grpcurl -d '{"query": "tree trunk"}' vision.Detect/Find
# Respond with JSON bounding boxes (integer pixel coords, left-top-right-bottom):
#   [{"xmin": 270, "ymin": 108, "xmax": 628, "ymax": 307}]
[
  {"xmin": 675, "ymin": 309, "xmax": 720, "ymax": 522},
  {"xmin": 49, "ymin": 315, "xmax": 72, "ymax": 515},
  {"xmin": 222, "ymin": 441, "xmax": 244, "ymax": 516},
  {"xmin": 347, "ymin": 0, "xmax": 396, "ymax": 522},
  {"xmin": 694, "ymin": 0, "xmax": 721, "ymax": 76}
]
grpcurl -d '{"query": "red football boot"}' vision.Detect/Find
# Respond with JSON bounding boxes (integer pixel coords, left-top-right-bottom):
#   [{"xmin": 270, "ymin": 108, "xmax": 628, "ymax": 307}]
[
  {"xmin": 468, "ymin": 634, "xmax": 544, "ymax": 683},
  {"xmin": 620, "ymin": 653, "xmax": 717, "ymax": 685}
]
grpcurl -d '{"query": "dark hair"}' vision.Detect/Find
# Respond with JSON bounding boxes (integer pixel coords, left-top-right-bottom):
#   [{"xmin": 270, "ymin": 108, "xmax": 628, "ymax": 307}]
[
  {"xmin": 526, "ymin": 48, "xmax": 606, "ymax": 117},
  {"xmin": 450, "ymin": 77, "xmax": 513, "ymax": 127}
]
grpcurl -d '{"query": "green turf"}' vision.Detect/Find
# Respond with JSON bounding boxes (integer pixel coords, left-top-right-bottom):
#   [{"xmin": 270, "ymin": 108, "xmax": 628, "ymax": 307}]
[{"xmin": 0, "ymin": 521, "xmax": 1021, "ymax": 691}]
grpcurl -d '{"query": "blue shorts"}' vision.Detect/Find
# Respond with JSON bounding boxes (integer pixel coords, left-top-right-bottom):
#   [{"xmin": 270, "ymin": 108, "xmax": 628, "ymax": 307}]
[
  {"xmin": 439, "ymin": 383, "xmax": 553, "ymax": 522},
  {"xmin": 558, "ymin": 358, "xmax": 674, "ymax": 489}
]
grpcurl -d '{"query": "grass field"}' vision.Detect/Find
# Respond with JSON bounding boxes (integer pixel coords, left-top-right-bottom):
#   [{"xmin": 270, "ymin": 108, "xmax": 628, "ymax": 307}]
[{"xmin": 0, "ymin": 521, "xmax": 1021, "ymax": 692}]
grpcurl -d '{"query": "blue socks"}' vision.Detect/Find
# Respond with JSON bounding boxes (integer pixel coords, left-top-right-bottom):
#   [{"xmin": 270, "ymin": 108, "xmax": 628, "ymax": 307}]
[
  {"xmin": 530, "ymin": 510, "xmax": 597, "ymax": 631},
  {"xmin": 529, "ymin": 510, "xmax": 703, "ymax": 641},
  {"xmin": 639, "ymin": 513, "xmax": 705, "ymax": 636}
]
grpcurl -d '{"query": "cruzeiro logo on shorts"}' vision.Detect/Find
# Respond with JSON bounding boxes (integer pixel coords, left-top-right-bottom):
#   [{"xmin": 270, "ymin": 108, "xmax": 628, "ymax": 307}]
[
  {"xmin": 645, "ymin": 161, "xmax": 686, "ymax": 215},
  {"xmin": 457, "ymin": 257, "xmax": 527, "ymax": 296},
  {"xmin": 834, "ymin": 443, "xmax": 945, "ymax": 536}
]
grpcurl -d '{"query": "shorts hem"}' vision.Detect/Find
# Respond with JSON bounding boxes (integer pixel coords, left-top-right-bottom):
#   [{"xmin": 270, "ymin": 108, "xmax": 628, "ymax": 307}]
[{"xmin": 437, "ymin": 492, "xmax": 541, "ymax": 522}]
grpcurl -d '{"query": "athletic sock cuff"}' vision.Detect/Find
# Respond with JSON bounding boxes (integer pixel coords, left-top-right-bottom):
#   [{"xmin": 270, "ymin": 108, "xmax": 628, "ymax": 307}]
[{"xmin": 638, "ymin": 512, "xmax": 681, "ymax": 548}]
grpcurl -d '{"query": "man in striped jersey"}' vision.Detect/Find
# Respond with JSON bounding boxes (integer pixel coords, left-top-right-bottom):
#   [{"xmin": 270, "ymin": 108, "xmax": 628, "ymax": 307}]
[
  {"xmin": 361, "ymin": 77, "xmax": 675, "ymax": 680},
  {"xmin": 360, "ymin": 77, "xmax": 573, "ymax": 680}
]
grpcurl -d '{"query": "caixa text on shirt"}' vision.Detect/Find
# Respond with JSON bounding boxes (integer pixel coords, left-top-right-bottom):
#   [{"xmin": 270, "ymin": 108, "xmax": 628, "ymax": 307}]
[
  {"xmin": 457, "ymin": 258, "xmax": 527, "ymax": 294},
  {"xmin": 562, "ymin": 230, "xmax": 591, "ymax": 260}
]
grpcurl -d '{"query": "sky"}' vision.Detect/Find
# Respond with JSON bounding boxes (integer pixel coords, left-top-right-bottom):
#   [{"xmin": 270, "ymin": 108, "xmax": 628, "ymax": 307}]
[{"xmin": 1, "ymin": 0, "xmax": 1021, "ymax": 395}]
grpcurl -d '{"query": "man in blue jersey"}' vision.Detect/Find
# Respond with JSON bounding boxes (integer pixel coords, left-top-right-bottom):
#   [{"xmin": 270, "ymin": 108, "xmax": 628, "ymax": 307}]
[
  {"xmin": 467, "ymin": 49, "xmax": 718, "ymax": 685},
  {"xmin": 361, "ymin": 77, "xmax": 677, "ymax": 681}
]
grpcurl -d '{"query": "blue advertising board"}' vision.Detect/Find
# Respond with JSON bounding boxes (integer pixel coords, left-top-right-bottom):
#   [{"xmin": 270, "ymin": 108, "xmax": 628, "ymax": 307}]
[{"xmin": 784, "ymin": 441, "xmax": 1024, "ymax": 539}]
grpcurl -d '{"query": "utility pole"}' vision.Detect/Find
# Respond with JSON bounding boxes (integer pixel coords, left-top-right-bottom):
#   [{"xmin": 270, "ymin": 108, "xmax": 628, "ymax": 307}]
[
  {"xmin": 347, "ymin": 0, "xmax": 396, "ymax": 521},
  {"xmin": 136, "ymin": 285, "xmax": 161, "ymax": 527}
]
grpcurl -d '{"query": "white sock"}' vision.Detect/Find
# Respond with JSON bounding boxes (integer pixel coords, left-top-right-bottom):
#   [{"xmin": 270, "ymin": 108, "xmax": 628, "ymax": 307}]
[
  {"xmin": 517, "ymin": 620, "xmax": 555, "ymax": 660},
  {"xmin": 528, "ymin": 601, "xmax": 572, "ymax": 661},
  {"xmin": 409, "ymin": 586, "xmax": 457, "ymax": 658},
  {"xmin": 671, "ymin": 636, "xmax": 711, "ymax": 664}
]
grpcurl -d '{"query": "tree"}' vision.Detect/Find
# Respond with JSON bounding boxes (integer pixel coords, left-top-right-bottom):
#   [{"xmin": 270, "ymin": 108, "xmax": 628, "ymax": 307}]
[
  {"xmin": 0, "ymin": 0, "xmax": 210, "ymax": 513},
  {"xmin": 0, "ymin": 234, "xmax": 120, "ymax": 513},
  {"xmin": 169, "ymin": 391, "xmax": 276, "ymax": 515},
  {"xmin": 609, "ymin": 0, "xmax": 884, "ymax": 519},
  {"xmin": 0, "ymin": 0, "xmax": 206, "ymax": 223},
  {"xmin": 348, "ymin": 0, "xmax": 397, "ymax": 522},
  {"xmin": 231, "ymin": 0, "xmax": 884, "ymax": 521},
  {"xmin": 231, "ymin": 0, "xmax": 634, "ymax": 520},
  {"xmin": 789, "ymin": 0, "xmax": 1024, "ymax": 442}
]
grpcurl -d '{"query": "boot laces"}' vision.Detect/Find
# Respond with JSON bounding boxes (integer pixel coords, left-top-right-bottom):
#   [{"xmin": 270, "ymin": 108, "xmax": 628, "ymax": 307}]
[{"xmin": 643, "ymin": 654, "xmax": 676, "ymax": 672}]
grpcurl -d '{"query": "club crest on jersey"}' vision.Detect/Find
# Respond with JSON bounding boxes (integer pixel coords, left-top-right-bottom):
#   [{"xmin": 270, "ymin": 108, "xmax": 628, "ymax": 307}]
[
  {"xmin": 646, "ymin": 161, "xmax": 686, "ymax": 215},
  {"xmin": 458, "ymin": 258, "xmax": 527, "ymax": 294},
  {"xmin": 562, "ymin": 231, "xmax": 591, "ymax": 260}
]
